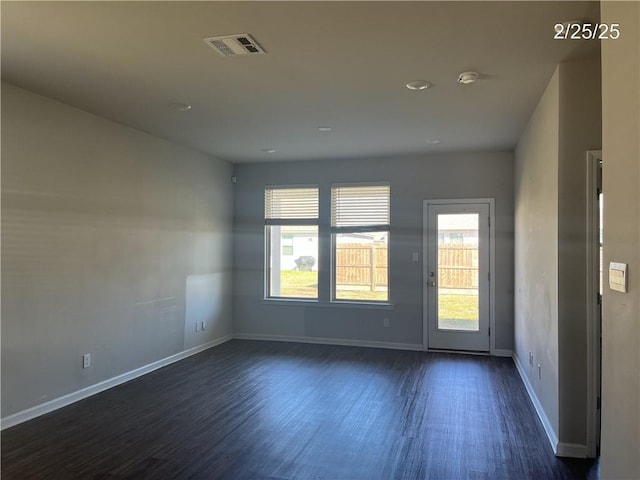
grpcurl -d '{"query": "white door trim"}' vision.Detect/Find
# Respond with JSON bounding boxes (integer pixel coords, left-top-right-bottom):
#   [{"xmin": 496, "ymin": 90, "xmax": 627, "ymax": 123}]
[
  {"xmin": 585, "ymin": 150, "xmax": 602, "ymax": 458},
  {"xmin": 422, "ymin": 198, "xmax": 496, "ymax": 355}
]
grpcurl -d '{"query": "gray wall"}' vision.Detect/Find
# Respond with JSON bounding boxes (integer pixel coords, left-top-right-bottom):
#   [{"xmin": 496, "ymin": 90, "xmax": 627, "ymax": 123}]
[
  {"xmin": 515, "ymin": 67, "xmax": 561, "ymax": 436},
  {"xmin": 233, "ymin": 153, "xmax": 514, "ymax": 350},
  {"xmin": 1, "ymin": 83, "xmax": 234, "ymax": 418},
  {"xmin": 515, "ymin": 54, "xmax": 602, "ymax": 450},
  {"xmin": 600, "ymin": 2, "xmax": 640, "ymax": 477},
  {"xmin": 557, "ymin": 55, "xmax": 602, "ymax": 446}
]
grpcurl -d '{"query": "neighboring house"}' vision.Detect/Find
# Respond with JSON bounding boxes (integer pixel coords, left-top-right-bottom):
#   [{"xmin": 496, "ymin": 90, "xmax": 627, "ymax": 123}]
[
  {"xmin": 277, "ymin": 230, "xmax": 383, "ymax": 271},
  {"xmin": 336, "ymin": 232, "xmax": 380, "ymax": 244},
  {"xmin": 437, "ymin": 214, "xmax": 479, "ymax": 245},
  {"xmin": 279, "ymin": 227, "xmax": 318, "ymax": 271}
]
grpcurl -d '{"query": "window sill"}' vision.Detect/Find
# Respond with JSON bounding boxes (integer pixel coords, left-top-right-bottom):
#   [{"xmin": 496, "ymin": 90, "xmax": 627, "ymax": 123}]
[{"xmin": 261, "ymin": 299, "xmax": 395, "ymax": 309}]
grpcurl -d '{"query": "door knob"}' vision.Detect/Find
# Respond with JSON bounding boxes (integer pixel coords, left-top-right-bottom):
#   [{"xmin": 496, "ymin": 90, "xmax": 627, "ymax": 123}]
[{"xmin": 428, "ymin": 281, "xmax": 436, "ymax": 287}]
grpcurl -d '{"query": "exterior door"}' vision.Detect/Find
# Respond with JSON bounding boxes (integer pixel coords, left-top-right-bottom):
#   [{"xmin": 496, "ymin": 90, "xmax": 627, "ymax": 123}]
[{"xmin": 425, "ymin": 202, "xmax": 490, "ymax": 351}]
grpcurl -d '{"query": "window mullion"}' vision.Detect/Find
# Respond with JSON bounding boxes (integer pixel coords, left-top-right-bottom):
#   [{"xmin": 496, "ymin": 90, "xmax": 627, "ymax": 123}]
[{"xmin": 317, "ymin": 184, "xmax": 331, "ymax": 302}]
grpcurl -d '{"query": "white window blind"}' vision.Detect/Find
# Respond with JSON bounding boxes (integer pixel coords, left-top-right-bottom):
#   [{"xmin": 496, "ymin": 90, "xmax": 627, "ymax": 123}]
[
  {"xmin": 265, "ymin": 187, "xmax": 319, "ymax": 220},
  {"xmin": 331, "ymin": 184, "xmax": 390, "ymax": 229}
]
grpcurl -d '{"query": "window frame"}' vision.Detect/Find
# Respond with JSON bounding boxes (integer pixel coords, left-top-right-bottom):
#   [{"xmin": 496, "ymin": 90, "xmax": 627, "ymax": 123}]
[
  {"xmin": 330, "ymin": 183, "xmax": 391, "ymax": 304},
  {"xmin": 264, "ymin": 185, "xmax": 319, "ymax": 301}
]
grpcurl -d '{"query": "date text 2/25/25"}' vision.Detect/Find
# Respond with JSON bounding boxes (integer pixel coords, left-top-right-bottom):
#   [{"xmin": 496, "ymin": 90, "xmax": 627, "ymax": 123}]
[{"xmin": 554, "ymin": 23, "xmax": 620, "ymax": 40}]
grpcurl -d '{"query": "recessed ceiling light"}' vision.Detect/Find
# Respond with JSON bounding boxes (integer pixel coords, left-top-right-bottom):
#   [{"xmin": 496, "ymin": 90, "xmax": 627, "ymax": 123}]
[
  {"xmin": 457, "ymin": 72, "xmax": 479, "ymax": 85},
  {"xmin": 168, "ymin": 102, "xmax": 192, "ymax": 111},
  {"xmin": 406, "ymin": 80, "xmax": 431, "ymax": 91},
  {"xmin": 426, "ymin": 140, "xmax": 441, "ymax": 145},
  {"xmin": 318, "ymin": 127, "xmax": 332, "ymax": 132},
  {"xmin": 262, "ymin": 148, "xmax": 276, "ymax": 154}
]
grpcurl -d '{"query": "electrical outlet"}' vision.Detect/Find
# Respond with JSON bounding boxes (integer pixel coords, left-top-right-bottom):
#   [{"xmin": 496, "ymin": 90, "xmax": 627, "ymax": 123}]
[
  {"xmin": 383, "ymin": 318, "xmax": 389, "ymax": 328},
  {"xmin": 201, "ymin": 320, "xmax": 206, "ymax": 331},
  {"xmin": 82, "ymin": 353, "xmax": 91, "ymax": 369},
  {"xmin": 538, "ymin": 363, "xmax": 542, "ymax": 380},
  {"xmin": 529, "ymin": 352, "xmax": 534, "ymax": 366}
]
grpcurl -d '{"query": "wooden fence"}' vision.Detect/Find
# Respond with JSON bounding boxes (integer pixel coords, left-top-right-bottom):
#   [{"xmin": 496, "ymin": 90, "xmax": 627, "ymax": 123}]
[
  {"xmin": 336, "ymin": 243, "xmax": 387, "ymax": 290},
  {"xmin": 438, "ymin": 244, "xmax": 478, "ymax": 290},
  {"xmin": 335, "ymin": 243, "xmax": 478, "ymax": 290}
]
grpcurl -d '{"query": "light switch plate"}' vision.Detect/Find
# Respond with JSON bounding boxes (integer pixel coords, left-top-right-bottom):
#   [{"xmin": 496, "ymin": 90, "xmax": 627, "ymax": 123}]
[{"xmin": 609, "ymin": 262, "xmax": 628, "ymax": 293}]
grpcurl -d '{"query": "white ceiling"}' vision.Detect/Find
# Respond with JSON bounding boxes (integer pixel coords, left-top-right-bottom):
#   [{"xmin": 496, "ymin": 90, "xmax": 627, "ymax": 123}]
[{"xmin": 1, "ymin": 1, "xmax": 599, "ymax": 163}]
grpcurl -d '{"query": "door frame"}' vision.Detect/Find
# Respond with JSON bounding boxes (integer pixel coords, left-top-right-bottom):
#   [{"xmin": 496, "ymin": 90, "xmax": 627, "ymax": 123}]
[
  {"xmin": 585, "ymin": 150, "xmax": 602, "ymax": 458},
  {"xmin": 422, "ymin": 198, "xmax": 496, "ymax": 354}
]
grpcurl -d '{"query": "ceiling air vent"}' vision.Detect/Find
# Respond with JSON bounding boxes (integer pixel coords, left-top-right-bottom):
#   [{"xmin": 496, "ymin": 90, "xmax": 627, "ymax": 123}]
[{"xmin": 203, "ymin": 34, "xmax": 266, "ymax": 56}]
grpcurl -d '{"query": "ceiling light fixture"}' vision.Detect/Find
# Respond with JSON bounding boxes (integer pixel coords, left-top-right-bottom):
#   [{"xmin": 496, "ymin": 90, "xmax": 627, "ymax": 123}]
[
  {"xmin": 406, "ymin": 80, "xmax": 431, "ymax": 91},
  {"xmin": 457, "ymin": 72, "xmax": 479, "ymax": 85},
  {"xmin": 168, "ymin": 102, "xmax": 192, "ymax": 112},
  {"xmin": 426, "ymin": 140, "xmax": 441, "ymax": 145},
  {"xmin": 261, "ymin": 148, "xmax": 277, "ymax": 154},
  {"xmin": 318, "ymin": 127, "xmax": 332, "ymax": 132}
]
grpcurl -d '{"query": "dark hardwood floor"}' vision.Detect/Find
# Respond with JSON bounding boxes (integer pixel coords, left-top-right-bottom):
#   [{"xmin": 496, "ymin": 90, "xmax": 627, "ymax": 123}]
[{"xmin": 2, "ymin": 340, "xmax": 598, "ymax": 479}]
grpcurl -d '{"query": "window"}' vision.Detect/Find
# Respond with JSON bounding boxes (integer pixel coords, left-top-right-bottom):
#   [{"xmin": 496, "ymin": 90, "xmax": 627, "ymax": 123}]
[
  {"xmin": 332, "ymin": 184, "xmax": 390, "ymax": 302},
  {"xmin": 282, "ymin": 235, "xmax": 294, "ymax": 256},
  {"xmin": 264, "ymin": 184, "xmax": 390, "ymax": 304},
  {"xmin": 265, "ymin": 187, "xmax": 319, "ymax": 299}
]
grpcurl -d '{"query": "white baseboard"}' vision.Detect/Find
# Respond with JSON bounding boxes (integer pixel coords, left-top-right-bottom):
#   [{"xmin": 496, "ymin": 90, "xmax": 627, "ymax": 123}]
[
  {"xmin": 512, "ymin": 353, "xmax": 559, "ymax": 455},
  {"xmin": 556, "ymin": 442, "xmax": 588, "ymax": 458},
  {"xmin": 493, "ymin": 349, "xmax": 513, "ymax": 357},
  {"xmin": 233, "ymin": 333, "xmax": 423, "ymax": 351},
  {"xmin": 1, "ymin": 334, "xmax": 233, "ymax": 431}
]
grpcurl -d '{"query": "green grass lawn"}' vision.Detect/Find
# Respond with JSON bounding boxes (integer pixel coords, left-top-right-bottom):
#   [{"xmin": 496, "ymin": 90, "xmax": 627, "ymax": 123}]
[
  {"xmin": 438, "ymin": 294, "xmax": 477, "ymax": 320},
  {"xmin": 279, "ymin": 271, "xmax": 319, "ymax": 298},
  {"xmin": 278, "ymin": 271, "xmax": 478, "ymax": 326},
  {"xmin": 279, "ymin": 271, "xmax": 387, "ymax": 301}
]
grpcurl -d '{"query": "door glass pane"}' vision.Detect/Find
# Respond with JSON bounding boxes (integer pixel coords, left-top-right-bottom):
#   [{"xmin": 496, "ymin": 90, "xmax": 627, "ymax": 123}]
[{"xmin": 437, "ymin": 213, "xmax": 479, "ymax": 331}]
